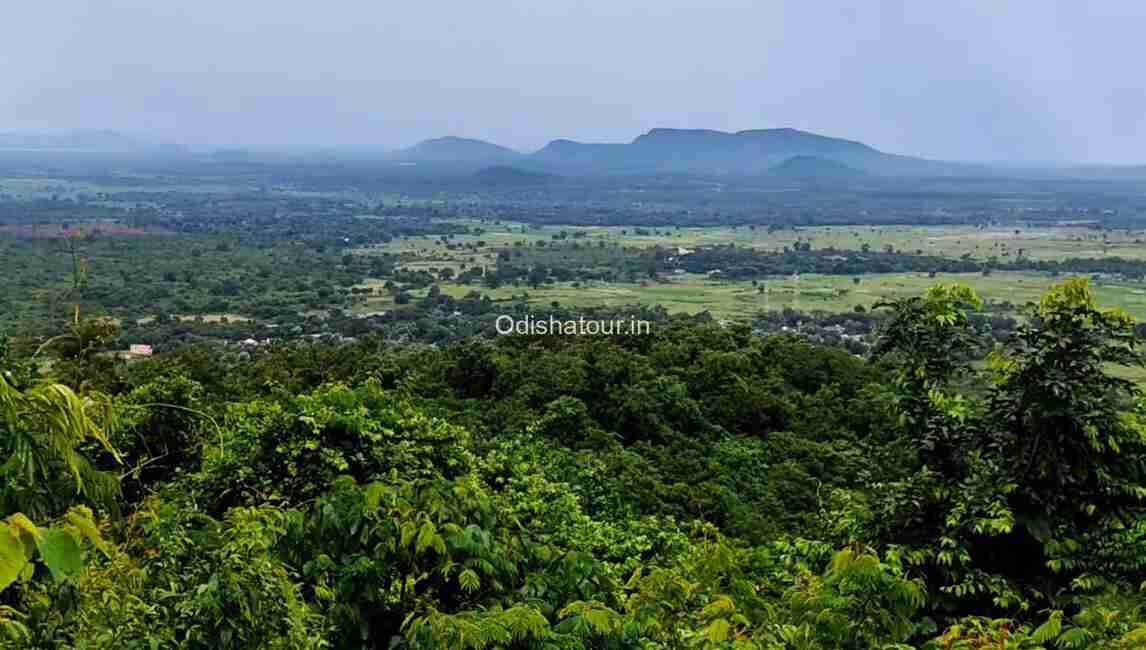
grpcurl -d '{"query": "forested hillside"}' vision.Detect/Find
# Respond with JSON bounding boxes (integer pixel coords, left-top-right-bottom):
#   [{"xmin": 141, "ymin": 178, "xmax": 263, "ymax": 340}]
[{"xmin": 5, "ymin": 278, "xmax": 1146, "ymax": 648}]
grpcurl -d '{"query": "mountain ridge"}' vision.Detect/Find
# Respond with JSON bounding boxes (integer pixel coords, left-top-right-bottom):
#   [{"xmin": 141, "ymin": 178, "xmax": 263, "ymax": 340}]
[
  {"xmin": 391, "ymin": 127, "xmax": 971, "ymax": 176},
  {"xmin": 531, "ymin": 127, "xmax": 949, "ymax": 175}
]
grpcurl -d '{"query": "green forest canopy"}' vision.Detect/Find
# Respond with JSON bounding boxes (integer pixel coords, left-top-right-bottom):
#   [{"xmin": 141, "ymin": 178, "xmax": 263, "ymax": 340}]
[{"xmin": 4, "ymin": 278, "xmax": 1146, "ymax": 648}]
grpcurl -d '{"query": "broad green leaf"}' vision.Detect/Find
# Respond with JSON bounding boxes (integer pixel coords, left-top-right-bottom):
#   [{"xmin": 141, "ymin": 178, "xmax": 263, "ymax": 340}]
[
  {"xmin": 705, "ymin": 618, "xmax": 731, "ymax": 642},
  {"xmin": 364, "ymin": 482, "xmax": 385, "ymax": 511},
  {"xmin": 6, "ymin": 515, "xmax": 39, "ymax": 543},
  {"xmin": 416, "ymin": 521, "xmax": 436, "ymax": 554},
  {"xmin": 400, "ymin": 521, "xmax": 417, "ymax": 549},
  {"xmin": 0, "ymin": 526, "xmax": 31, "ymax": 592},
  {"xmin": 36, "ymin": 528, "xmax": 83, "ymax": 580}
]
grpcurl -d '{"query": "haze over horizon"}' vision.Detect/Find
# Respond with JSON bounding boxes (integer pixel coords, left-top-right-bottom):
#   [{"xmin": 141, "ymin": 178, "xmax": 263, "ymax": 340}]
[{"xmin": 4, "ymin": 1, "xmax": 1145, "ymax": 164}]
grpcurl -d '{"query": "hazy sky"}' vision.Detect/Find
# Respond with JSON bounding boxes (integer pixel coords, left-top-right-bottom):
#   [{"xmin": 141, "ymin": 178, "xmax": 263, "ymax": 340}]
[{"xmin": 3, "ymin": 1, "xmax": 1144, "ymax": 163}]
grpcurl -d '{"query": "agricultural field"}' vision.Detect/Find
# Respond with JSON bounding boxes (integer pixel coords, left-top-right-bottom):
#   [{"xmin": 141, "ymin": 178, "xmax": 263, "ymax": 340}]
[
  {"xmin": 7, "ymin": 173, "xmax": 1146, "ymax": 349},
  {"xmin": 352, "ymin": 221, "xmax": 1146, "ymax": 320},
  {"xmin": 361, "ymin": 220, "xmax": 1146, "ymax": 267},
  {"xmin": 352, "ymin": 270, "xmax": 1146, "ymax": 320}
]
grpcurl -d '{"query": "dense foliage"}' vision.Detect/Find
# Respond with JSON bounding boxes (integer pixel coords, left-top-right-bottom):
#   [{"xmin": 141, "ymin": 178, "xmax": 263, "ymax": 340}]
[{"xmin": 4, "ymin": 277, "xmax": 1146, "ymax": 648}]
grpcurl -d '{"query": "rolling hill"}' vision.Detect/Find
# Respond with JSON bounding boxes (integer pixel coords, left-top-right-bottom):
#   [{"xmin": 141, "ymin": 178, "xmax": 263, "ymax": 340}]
[
  {"xmin": 472, "ymin": 165, "xmax": 561, "ymax": 186},
  {"xmin": 768, "ymin": 155, "xmax": 868, "ymax": 179},
  {"xmin": 391, "ymin": 136, "xmax": 523, "ymax": 164}
]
